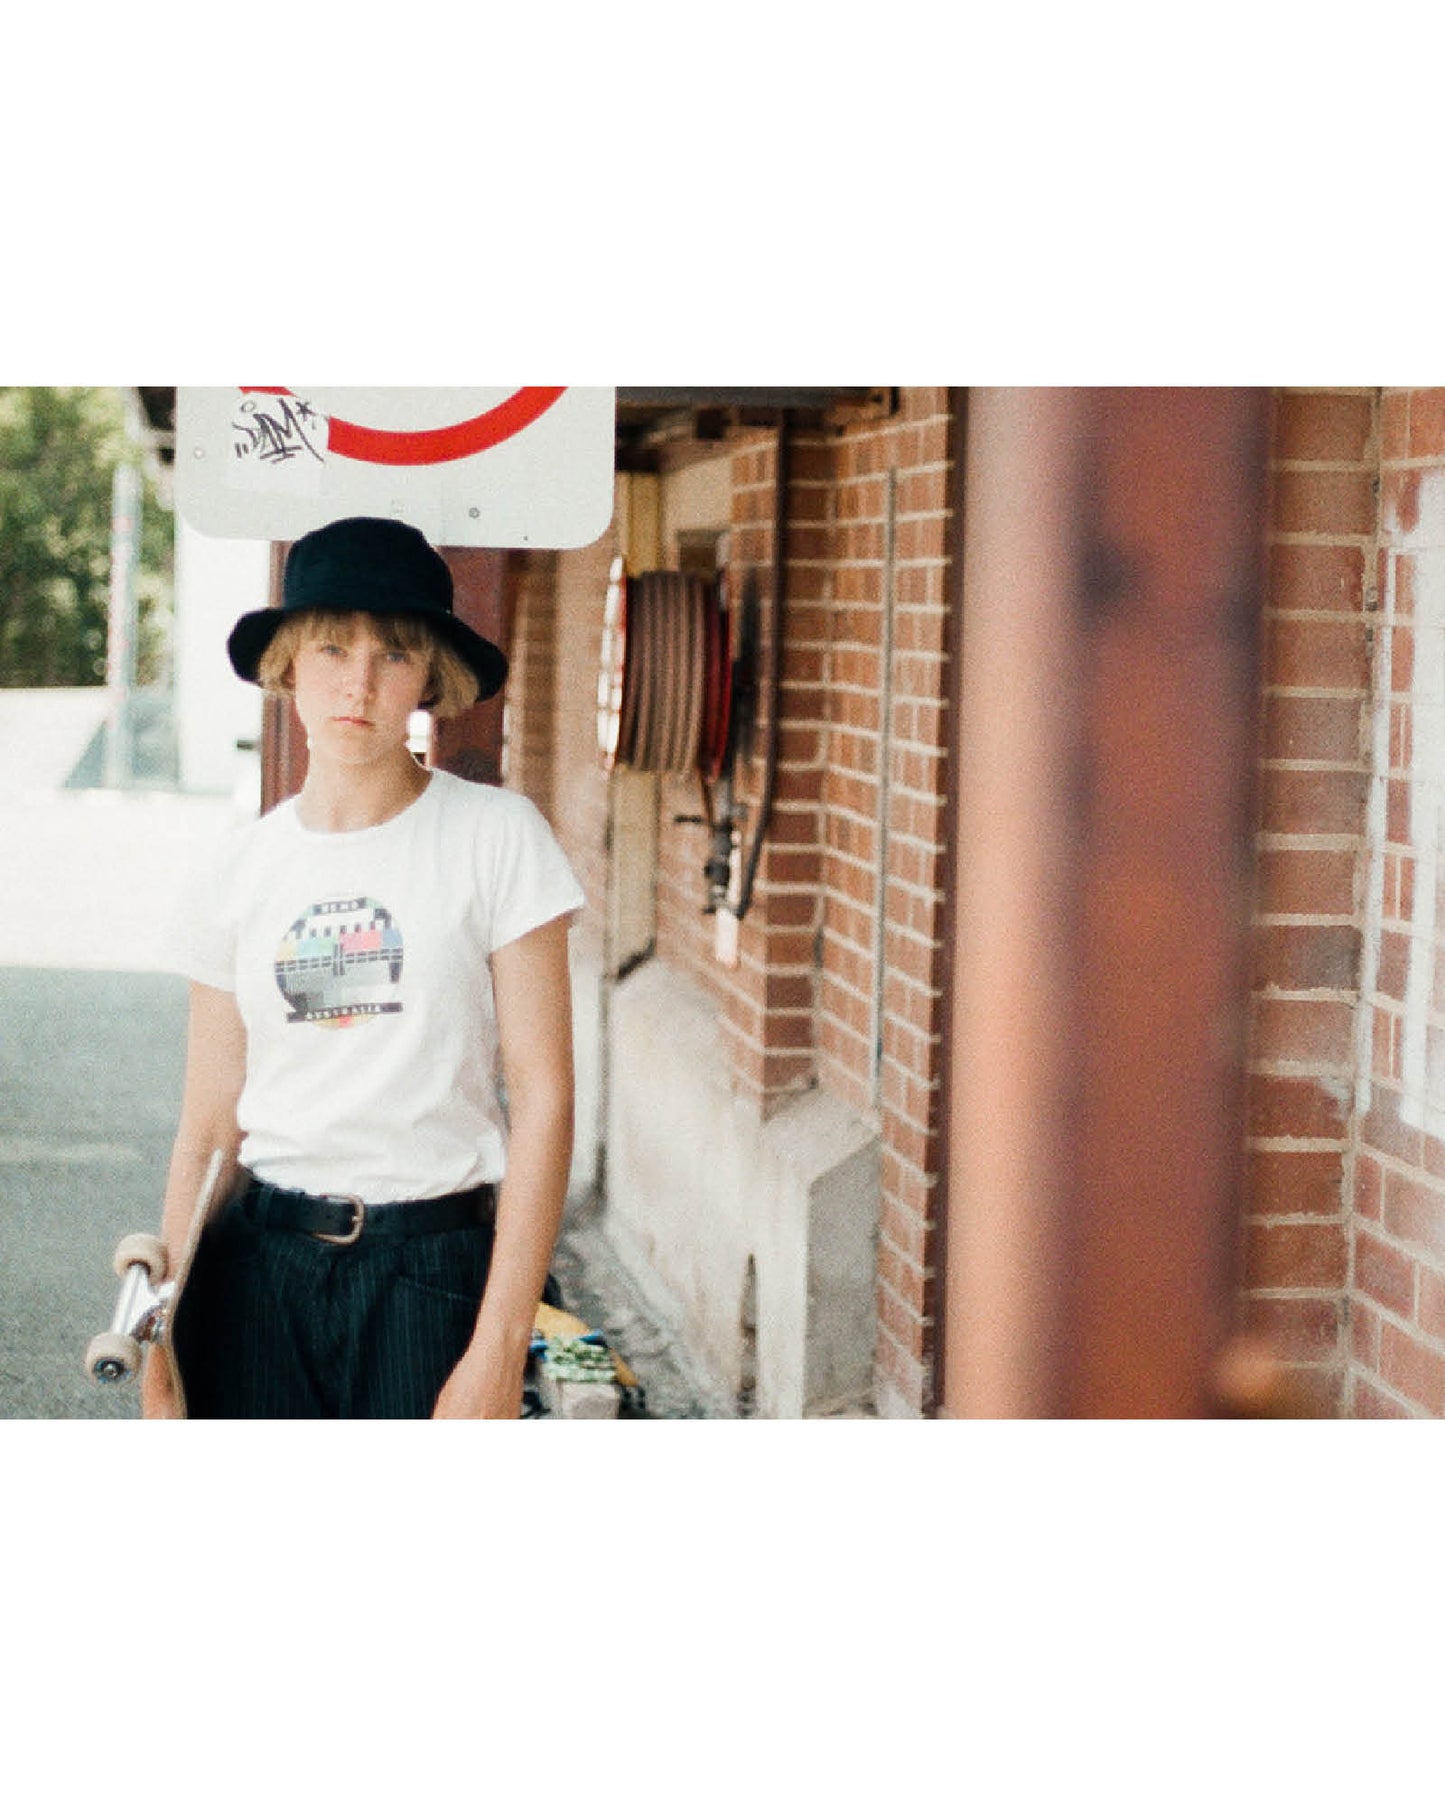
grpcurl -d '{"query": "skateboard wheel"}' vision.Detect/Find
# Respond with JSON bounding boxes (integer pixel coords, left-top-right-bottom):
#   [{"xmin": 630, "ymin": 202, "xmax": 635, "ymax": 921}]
[
  {"xmin": 86, "ymin": 1330, "xmax": 142, "ymax": 1385},
  {"xmin": 113, "ymin": 1232, "xmax": 168, "ymax": 1283}
]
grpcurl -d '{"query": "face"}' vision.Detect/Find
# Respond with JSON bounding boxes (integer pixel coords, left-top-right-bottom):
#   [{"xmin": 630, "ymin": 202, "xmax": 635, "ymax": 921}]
[{"xmin": 290, "ymin": 616, "xmax": 431, "ymax": 766}]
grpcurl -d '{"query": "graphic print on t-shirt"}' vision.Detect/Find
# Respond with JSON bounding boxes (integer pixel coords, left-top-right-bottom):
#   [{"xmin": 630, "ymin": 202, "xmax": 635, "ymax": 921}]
[{"xmin": 274, "ymin": 897, "xmax": 404, "ymax": 1028}]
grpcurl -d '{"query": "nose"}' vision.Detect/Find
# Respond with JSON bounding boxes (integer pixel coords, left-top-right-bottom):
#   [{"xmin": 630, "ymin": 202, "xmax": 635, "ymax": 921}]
[{"xmin": 344, "ymin": 647, "xmax": 379, "ymax": 703}]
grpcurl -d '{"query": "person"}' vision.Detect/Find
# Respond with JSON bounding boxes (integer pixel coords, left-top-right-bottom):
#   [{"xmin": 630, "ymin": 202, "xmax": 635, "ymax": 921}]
[{"xmin": 144, "ymin": 515, "xmax": 584, "ymax": 1419}]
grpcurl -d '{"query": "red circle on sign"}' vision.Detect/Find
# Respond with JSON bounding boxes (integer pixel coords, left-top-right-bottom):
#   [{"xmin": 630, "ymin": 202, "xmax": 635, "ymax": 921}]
[{"xmin": 238, "ymin": 387, "xmax": 568, "ymax": 466}]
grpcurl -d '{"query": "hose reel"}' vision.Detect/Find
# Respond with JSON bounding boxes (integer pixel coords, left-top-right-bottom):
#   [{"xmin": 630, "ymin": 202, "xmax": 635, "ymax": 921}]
[{"xmin": 598, "ymin": 558, "xmax": 755, "ymax": 914}]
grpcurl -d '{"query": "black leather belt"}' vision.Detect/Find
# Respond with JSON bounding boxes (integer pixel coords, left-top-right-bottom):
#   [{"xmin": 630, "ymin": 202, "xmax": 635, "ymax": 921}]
[{"xmin": 241, "ymin": 1175, "xmax": 496, "ymax": 1247}]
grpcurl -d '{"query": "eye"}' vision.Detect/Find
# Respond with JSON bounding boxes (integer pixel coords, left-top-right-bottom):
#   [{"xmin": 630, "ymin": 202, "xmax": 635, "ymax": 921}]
[{"xmin": 386, "ymin": 648, "xmax": 416, "ymax": 665}]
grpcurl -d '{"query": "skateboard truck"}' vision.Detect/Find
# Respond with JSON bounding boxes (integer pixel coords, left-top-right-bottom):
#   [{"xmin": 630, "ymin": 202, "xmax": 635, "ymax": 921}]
[
  {"xmin": 85, "ymin": 1150, "xmax": 226, "ymax": 1393},
  {"xmin": 86, "ymin": 1234, "xmax": 175, "ymax": 1384}
]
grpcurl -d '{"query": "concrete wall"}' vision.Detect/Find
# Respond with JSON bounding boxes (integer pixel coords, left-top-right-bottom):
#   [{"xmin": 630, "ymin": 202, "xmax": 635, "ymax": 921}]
[
  {"xmin": 601, "ymin": 955, "xmax": 879, "ymax": 1418},
  {"xmin": 173, "ymin": 518, "xmax": 268, "ymax": 797}
]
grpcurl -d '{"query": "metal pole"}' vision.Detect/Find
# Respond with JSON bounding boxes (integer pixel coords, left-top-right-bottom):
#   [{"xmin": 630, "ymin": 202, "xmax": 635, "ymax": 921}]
[
  {"xmin": 105, "ymin": 462, "xmax": 141, "ymax": 788},
  {"xmin": 938, "ymin": 388, "xmax": 1271, "ymax": 1417}
]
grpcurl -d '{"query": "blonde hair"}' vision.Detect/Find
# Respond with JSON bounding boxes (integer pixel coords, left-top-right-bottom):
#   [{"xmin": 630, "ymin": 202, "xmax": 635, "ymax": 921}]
[{"xmin": 256, "ymin": 609, "xmax": 480, "ymax": 719}]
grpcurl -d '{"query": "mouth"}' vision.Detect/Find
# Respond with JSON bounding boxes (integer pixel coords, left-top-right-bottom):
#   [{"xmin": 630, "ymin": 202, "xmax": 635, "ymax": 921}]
[{"xmin": 334, "ymin": 716, "xmax": 373, "ymax": 728}]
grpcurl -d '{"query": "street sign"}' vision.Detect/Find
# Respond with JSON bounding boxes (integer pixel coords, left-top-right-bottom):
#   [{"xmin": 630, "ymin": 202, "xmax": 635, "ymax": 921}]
[{"xmin": 175, "ymin": 386, "xmax": 616, "ymax": 548}]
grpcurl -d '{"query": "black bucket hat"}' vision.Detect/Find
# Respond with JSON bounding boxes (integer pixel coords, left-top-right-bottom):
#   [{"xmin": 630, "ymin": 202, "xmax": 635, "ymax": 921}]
[{"xmin": 226, "ymin": 516, "xmax": 508, "ymax": 702}]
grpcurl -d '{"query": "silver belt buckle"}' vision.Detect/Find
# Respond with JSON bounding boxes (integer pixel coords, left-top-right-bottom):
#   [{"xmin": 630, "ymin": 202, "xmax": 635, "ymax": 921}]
[{"xmin": 314, "ymin": 1193, "xmax": 366, "ymax": 1247}]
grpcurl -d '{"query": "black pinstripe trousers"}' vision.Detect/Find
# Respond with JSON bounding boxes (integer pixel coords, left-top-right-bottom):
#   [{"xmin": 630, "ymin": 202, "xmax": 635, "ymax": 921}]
[{"xmin": 173, "ymin": 1191, "xmax": 494, "ymax": 1418}]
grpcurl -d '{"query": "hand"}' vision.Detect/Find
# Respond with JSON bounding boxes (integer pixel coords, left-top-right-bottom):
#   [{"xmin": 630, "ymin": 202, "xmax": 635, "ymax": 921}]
[{"xmin": 432, "ymin": 1349, "xmax": 526, "ymax": 1420}]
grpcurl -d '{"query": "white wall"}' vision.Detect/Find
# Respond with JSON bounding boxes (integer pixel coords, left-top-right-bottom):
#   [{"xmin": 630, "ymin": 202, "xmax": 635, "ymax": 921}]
[{"xmin": 173, "ymin": 518, "xmax": 269, "ymax": 797}]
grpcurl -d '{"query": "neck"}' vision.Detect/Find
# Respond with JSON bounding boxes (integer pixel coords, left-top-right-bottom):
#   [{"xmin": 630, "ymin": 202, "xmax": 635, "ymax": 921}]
[{"xmin": 296, "ymin": 751, "xmax": 432, "ymax": 833}]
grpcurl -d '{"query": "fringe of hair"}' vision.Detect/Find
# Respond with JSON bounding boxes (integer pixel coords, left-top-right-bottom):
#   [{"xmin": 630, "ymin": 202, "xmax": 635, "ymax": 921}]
[{"xmin": 255, "ymin": 610, "xmax": 480, "ymax": 718}]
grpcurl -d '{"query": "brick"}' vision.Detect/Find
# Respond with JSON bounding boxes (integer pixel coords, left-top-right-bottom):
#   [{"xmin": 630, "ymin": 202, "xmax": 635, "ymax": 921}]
[
  {"xmin": 1273, "ymin": 468, "xmax": 1377, "ymax": 537},
  {"xmin": 1387, "ymin": 704, "xmax": 1408, "ymax": 776},
  {"xmin": 1354, "ymin": 1226, "xmax": 1416, "ymax": 1317},
  {"xmin": 1382, "ymin": 1168, "xmax": 1445, "ymax": 1255},
  {"xmin": 1248, "ymin": 995, "xmax": 1355, "ymax": 1067},
  {"xmin": 1248, "ymin": 1072, "xmax": 1349, "ymax": 1142},
  {"xmin": 1391, "ymin": 552, "xmax": 1416, "ymax": 620},
  {"xmin": 1245, "ymin": 1219, "xmax": 1348, "ymax": 1290},
  {"xmin": 1257, "ymin": 767, "xmax": 1368, "ymax": 838},
  {"xmin": 1252, "ymin": 923, "xmax": 1360, "ymax": 993},
  {"xmin": 1264, "ymin": 614, "xmax": 1370, "ymax": 691},
  {"xmin": 1382, "ymin": 468, "xmax": 1421, "ymax": 537},
  {"xmin": 1417, "ymin": 1266, "xmax": 1445, "ymax": 1339},
  {"xmin": 1389, "ymin": 624, "xmax": 1414, "ymax": 693},
  {"xmin": 761, "ymin": 1050, "xmax": 813, "ymax": 1095},
  {"xmin": 1379, "ymin": 1321, "xmax": 1445, "ymax": 1413},
  {"xmin": 1268, "ymin": 541, "xmax": 1367, "ymax": 614},
  {"xmin": 1375, "ymin": 929, "xmax": 1408, "ymax": 1002},
  {"xmin": 1247, "ymin": 1146, "xmax": 1347, "ymax": 1218},
  {"xmin": 1261, "ymin": 693, "xmax": 1363, "ymax": 766},
  {"xmin": 1255, "ymin": 846, "xmax": 1358, "ymax": 918},
  {"xmin": 1386, "ymin": 775, "xmax": 1415, "ymax": 844},
  {"xmin": 1241, "ymin": 1294, "xmax": 1344, "ymax": 1361},
  {"xmin": 1273, "ymin": 391, "xmax": 1374, "ymax": 465},
  {"xmin": 1363, "ymin": 1095, "xmax": 1424, "ymax": 1167},
  {"xmin": 1408, "ymin": 389, "xmax": 1445, "ymax": 459},
  {"xmin": 1381, "ymin": 390, "xmax": 1411, "ymax": 462}
]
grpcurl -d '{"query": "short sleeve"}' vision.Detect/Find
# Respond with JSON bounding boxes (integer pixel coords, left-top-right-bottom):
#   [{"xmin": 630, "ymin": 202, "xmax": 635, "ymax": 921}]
[
  {"xmin": 484, "ymin": 793, "xmax": 586, "ymax": 954},
  {"xmin": 165, "ymin": 840, "xmax": 239, "ymax": 991}
]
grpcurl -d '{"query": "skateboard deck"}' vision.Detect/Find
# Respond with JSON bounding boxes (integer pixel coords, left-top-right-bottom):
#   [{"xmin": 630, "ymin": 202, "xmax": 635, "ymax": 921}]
[{"xmin": 86, "ymin": 1150, "xmax": 229, "ymax": 1418}]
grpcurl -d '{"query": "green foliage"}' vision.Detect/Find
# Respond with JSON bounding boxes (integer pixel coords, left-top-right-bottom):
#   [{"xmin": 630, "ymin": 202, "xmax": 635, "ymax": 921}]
[{"xmin": 0, "ymin": 387, "xmax": 173, "ymax": 688}]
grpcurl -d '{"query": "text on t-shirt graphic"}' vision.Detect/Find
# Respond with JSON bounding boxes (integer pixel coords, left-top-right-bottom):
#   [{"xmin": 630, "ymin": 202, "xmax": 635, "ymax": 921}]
[{"xmin": 275, "ymin": 897, "xmax": 404, "ymax": 1027}]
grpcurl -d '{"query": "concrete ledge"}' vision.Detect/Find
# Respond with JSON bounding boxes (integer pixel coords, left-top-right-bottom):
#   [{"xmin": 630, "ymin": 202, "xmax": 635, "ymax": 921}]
[{"xmin": 601, "ymin": 959, "xmax": 880, "ymax": 1418}]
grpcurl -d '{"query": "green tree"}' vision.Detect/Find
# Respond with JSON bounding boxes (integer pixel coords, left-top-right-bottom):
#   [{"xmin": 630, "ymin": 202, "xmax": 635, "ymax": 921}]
[{"xmin": 0, "ymin": 387, "xmax": 173, "ymax": 688}]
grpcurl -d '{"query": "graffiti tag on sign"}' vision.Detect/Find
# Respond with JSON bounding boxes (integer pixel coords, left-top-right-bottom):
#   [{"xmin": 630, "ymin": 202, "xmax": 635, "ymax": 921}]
[{"xmin": 232, "ymin": 393, "xmax": 328, "ymax": 466}]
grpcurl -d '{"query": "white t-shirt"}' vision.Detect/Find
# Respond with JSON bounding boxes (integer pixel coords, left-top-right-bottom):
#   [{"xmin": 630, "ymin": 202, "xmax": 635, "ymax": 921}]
[{"xmin": 174, "ymin": 769, "xmax": 585, "ymax": 1203}]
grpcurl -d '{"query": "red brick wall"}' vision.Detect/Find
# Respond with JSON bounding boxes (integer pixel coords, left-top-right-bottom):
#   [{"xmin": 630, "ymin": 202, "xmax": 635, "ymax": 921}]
[
  {"xmin": 1348, "ymin": 390, "xmax": 1445, "ymax": 1416},
  {"xmin": 825, "ymin": 391, "xmax": 954, "ymax": 1414},
  {"xmin": 505, "ymin": 394, "xmax": 956, "ymax": 1415},
  {"xmin": 1244, "ymin": 389, "xmax": 1375, "ymax": 1413},
  {"xmin": 1245, "ymin": 387, "xmax": 1445, "ymax": 1418},
  {"xmin": 505, "ymin": 552, "xmax": 558, "ymax": 819}
]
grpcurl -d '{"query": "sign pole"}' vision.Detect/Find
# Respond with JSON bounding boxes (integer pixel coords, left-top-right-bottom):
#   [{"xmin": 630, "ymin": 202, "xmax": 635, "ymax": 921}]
[{"xmin": 105, "ymin": 462, "xmax": 141, "ymax": 788}]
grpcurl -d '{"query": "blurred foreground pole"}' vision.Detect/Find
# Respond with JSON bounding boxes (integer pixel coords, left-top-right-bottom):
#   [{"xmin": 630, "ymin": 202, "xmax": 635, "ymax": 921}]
[
  {"xmin": 105, "ymin": 462, "xmax": 141, "ymax": 788},
  {"xmin": 938, "ymin": 389, "xmax": 1272, "ymax": 1416}
]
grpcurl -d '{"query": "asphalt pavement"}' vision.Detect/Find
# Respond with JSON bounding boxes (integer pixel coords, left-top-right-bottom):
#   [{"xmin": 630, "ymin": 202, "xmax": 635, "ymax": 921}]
[{"xmin": 0, "ymin": 688, "xmax": 719, "ymax": 1419}]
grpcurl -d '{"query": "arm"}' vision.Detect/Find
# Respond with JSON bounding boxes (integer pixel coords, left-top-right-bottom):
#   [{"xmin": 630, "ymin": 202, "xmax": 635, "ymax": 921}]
[
  {"xmin": 142, "ymin": 981, "xmax": 247, "ymax": 1420},
  {"xmin": 433, "ymin": 913, "xmax": 575, "ymax": 1420}
]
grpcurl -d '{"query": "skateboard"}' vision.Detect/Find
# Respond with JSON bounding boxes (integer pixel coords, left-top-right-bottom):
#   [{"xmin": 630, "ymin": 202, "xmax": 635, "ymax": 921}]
[{"xmin": 85, "ymin": 1150, "xmax": 228, "ymax": 1418}]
